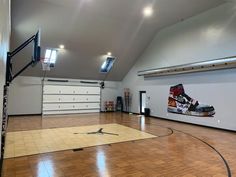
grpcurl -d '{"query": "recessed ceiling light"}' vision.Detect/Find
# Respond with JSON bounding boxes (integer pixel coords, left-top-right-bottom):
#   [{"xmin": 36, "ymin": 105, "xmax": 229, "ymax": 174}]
[
  {"xmin": 59, "ymin": 44, "xmax": 65, "ymax": 49},
  {"xmin": 143, "ymin": 6, "xmax": 153, "ymax": 17},
  {"xmin": 107, "ymin": 52, "xmax": 112, "ymax": 56}
]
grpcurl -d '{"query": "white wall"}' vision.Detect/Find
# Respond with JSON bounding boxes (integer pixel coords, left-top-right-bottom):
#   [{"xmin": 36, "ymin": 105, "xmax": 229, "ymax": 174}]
[
  {"xmin": 122, "ymin": 2, "xmax": 236, "ymax": 131},
  {"xmin": 101, "ymin": 81, "xmax": 122, "ymax": 111},
  {"xmin": 8, "ymin": 77, "xmax": 42, "ymax": 115},
  {"xmin": 0, "ymin": 0, "xmax": 11, "ymax": 153},
  {"xmin": 8, "ymin": 76, "xmax": 121, "ymax": 115}
]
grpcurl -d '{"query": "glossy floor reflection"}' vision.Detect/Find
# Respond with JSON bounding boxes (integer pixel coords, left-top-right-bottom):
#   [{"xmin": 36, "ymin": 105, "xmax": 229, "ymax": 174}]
[
  {"xmin": 3, "ymin": 113, "xmax": 236, "ymax": 177},
  {"xmin": 5, "ymin": 123, "xmax": 155, "ymax": 158}
]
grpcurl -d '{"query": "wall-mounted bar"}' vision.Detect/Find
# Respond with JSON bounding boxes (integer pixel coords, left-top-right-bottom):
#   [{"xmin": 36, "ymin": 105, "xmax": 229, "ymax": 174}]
[{"xmin": 138, "ymin": 56, "xmax": 236, "ymax": 77}]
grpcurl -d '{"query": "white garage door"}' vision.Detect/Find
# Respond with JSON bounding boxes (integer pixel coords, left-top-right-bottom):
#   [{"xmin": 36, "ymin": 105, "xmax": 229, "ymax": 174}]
[{"xmin": 42, "ymin": 82, "xmax": 101, "ymax": 115}]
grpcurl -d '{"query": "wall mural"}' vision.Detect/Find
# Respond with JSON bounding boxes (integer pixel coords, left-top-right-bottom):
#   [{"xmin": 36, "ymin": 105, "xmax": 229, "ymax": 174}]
[{"xmin": 168, "ymin": 84, "xmax": 215, "ymax": 117}]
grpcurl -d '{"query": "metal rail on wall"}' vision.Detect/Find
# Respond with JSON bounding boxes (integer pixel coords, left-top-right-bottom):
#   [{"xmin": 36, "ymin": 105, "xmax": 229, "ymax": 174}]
[{"xmin": 137, "ymin": 56, "xmax": 236, "ymax": 77}]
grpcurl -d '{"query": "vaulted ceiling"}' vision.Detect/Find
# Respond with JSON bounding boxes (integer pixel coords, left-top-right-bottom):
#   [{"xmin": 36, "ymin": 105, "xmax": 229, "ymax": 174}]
[{"xmin": 11, "ymin": 0, "xmax": 225, "ymax": 81}]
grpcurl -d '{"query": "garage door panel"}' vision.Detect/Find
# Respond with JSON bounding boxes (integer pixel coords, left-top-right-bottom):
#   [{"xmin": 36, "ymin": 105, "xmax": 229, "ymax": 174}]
[
  {"xmin": 43, "ymin": 83, "xmax": 101, "ymax": 115},
  {"xmin": 43, "ymin": 95, "xmax": 100, "ymax": 103}
]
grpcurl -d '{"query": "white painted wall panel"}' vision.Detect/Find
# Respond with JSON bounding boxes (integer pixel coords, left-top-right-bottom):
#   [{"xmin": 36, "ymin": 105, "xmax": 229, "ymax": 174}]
[
  {"xmin": 101, "ymin": 81, "xmax": 122, "ymax": 111},
  {"xmin": 8, "ymin": 77, "xmax": 42, "ymax": 115},
  {"xmin": 0, "ymin": 0, "xmax": 11, "ymax": 152},
  {"xmin": 121, "ymin": 2, "xmax": 236, "ymax": 131},
  {"xmin": 8, "ymin": 77, "xmax": 121, "ymax": 115}
]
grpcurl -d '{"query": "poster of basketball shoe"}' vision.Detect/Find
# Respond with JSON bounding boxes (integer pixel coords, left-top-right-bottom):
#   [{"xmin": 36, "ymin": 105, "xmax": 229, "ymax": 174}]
[{"xmin": 167, "ymin": 84, "xmax": 215, "ymax": 117}]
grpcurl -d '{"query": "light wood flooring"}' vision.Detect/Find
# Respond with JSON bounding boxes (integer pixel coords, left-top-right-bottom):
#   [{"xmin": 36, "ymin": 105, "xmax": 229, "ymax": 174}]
[
  {"xmin": 3, "ymin": 112, "xmax": 236, "ymax": 177},
  {"xmin": 5, "ymin": 123, "xmax": 155, "ymax": 158}
]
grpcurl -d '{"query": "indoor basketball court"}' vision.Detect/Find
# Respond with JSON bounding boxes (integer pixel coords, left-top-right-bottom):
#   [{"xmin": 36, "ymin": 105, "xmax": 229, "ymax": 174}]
[
  {"xmin": 4, "ymin": 123, "xmax": 156, "ymax": 158},
  {"xmin": 0, "ymin": 0, "xmax": 236, "ymax": 177}
]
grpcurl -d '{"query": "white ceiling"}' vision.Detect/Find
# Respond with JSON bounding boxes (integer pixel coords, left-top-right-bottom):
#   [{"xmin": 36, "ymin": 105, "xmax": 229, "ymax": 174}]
[{"xmin": 11, "ymin": 0, "xmax": 226, "ymax": 81}]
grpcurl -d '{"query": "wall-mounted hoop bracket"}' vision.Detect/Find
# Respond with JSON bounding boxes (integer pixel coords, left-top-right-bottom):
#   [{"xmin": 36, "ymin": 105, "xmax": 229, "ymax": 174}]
[
  {"xmin": 1, "ymin": 30, "xmax": 41, "ymax": 177},
  {"xmin": 5, "ymin": 30, "xmax": 41, "ymax": 86}
]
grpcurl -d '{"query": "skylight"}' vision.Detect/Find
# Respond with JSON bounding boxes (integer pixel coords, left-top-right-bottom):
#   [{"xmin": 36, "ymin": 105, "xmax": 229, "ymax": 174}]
[
  {"xmin": 44, "ymin": 49, "xmax": 57, "ymax": 66},
  {"xmin": 100, "ymin": 57, "xmax": 115, "ymax": 73}
]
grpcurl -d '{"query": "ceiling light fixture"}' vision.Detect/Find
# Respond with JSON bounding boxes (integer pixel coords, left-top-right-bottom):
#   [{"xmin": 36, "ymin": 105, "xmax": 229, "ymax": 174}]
[
  {"xmin": 59, "ymin": 44, "xmax": 65, "ymax": 49},
  {"xmin": 107, "ymin": 52, "xmax": 112, "ymax": 56},
  {"xmin": 143, "ymin": 6, "xmax": 153, "ymax": 17}
]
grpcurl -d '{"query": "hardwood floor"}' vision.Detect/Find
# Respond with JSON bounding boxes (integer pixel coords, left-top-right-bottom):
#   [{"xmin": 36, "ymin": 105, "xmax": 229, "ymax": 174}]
[
  {"xmin": 3, "ymin": 113, "xmax": 236, "ymax": 177},
  {"xmin": 5, "ymin": 123, "xmax": 156, "ymax": 158}
]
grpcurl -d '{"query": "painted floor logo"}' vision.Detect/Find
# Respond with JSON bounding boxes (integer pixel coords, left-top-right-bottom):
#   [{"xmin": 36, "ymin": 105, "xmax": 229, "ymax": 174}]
[{"xmin": 167, "ymin": 84, "xmax": 215, "ymax": 117}]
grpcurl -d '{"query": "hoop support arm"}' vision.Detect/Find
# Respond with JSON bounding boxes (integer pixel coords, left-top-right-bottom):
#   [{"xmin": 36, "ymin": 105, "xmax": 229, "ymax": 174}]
[{"xmin": 5, "ymin": 34, "xmax": 37, "ymax": 86}]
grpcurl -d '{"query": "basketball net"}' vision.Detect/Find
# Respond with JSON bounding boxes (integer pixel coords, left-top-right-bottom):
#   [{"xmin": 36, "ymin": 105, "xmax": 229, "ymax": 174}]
[{"xmin": 41, "ymin": 58, "xmax": 51, "ymax": 71}]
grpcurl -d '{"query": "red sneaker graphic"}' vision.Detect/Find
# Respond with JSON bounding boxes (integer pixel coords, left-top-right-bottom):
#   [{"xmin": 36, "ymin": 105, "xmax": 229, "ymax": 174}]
[{"xmin": 168, "ymin": 84, "xmax": 215, "ymax": 117}]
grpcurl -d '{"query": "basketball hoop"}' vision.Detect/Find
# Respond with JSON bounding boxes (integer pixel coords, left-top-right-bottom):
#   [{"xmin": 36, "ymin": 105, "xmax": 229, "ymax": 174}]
[{"xmin": 1, "ymin": 30, "xmax": 41, "ymax": 176}]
